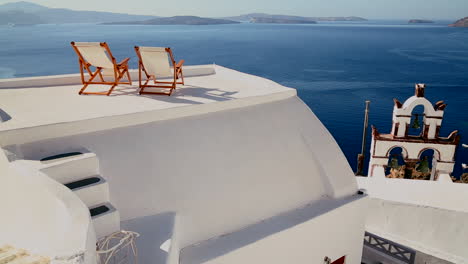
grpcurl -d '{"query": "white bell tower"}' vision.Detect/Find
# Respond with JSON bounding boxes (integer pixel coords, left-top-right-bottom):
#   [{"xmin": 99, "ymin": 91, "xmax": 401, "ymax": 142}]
[{"xmin": 368, "ymin": 84, "xmax": 460, "ymax": 180}]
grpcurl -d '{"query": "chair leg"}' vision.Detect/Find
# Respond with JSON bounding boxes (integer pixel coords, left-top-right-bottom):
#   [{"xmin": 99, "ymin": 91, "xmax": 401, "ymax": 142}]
[
  {"xmin": 175, "ymin": 68, "xmax": 184, "ymax": 85},
  {"xmin": 79, "ymin": 69, "xmax": 100, "ymax": 95},
  {"xmin": 79, "ymin": 83, "xmax": 90, "ymax": 95},
  {"xmin": 107, "ymin": 83, "xmax": 118, "ymax": 96},
  {"xmin": 169, "ymin": 83, "xmax": 176, "ymax": 95},
  {"xmin": 108, "ymin": 69, "xmax": 129, "ymax": 95}
]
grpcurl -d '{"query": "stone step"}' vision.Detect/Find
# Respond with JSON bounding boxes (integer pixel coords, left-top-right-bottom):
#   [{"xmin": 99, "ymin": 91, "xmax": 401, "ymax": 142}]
[
  {"xmin": 65, "ymin": 175, "xmax": 109, "ymax": 208},
  {"xmin": 90, "ymin": 203, "xmax": 120, "ymax": 239},
  {"xmin": 40, "ymin": 152, "xmax": 99, "ymax": 184}
]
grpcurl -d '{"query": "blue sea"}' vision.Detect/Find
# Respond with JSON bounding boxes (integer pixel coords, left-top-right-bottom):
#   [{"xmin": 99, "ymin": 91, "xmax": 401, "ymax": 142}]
[{"xmin": 1, "ymin": 21, "xmax": 467, "ymax": 176}]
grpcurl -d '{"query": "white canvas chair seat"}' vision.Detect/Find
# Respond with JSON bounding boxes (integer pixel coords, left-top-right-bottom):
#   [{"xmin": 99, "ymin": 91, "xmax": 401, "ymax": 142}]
[
  {"xmin": 71, "ymin": 42, "xmax": 132, "ymax": 96},
  {"xmin": 73, "ymin": 42, "xmax": 114, "ymax": 69},
  {"xmin": 138, "ymin": 47, "xmax": 173, "ymax": 77},
  {"xmin": 135, "ymin": 46, "xmax": 185, "ymax": 96},
  {"xmin": 101, "ymin": 68, "xmax": 118, "ymax": 76}
]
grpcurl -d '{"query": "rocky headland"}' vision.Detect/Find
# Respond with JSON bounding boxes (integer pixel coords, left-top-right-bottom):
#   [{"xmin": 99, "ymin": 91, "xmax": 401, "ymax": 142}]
[{"xmin": 449, "ymin": 17, "xmax": 468, "ymax": 27}]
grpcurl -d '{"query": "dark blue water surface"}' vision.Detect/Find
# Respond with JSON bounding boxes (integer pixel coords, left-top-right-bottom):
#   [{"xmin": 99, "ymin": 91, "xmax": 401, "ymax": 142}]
[{"xmin": 1, "ymin": 22, "xmax": 467, "ymax": 176}]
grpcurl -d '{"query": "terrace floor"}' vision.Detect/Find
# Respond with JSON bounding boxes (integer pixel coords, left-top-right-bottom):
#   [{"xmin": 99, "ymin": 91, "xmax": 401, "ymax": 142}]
[{"xmin": 0, "ymin": 65, "xmax": 295, "ymax": 145}]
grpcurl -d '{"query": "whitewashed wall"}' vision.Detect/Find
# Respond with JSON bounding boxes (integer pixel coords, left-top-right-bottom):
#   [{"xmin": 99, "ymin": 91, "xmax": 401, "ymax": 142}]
[
  {"xmin": 15, "ymin": 96, "xmax": 361, "ymax": 253},
  {"xmin": 365, "ymin": 198, "xmax": 468, "ymax": 263},
  {"xmin": 180, "ymin": 196, "xmax": 367, "ymax": 264},
  {"xmin": 357, "ymin": 176, "xmax": 468, "ymax": 212},
  {"xmin": 357, "ymin": 176, "xmax": 468, "ymax": 263}
]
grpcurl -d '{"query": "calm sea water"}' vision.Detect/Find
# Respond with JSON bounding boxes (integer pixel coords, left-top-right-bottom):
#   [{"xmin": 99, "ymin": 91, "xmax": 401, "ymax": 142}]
[{"xmin": 1, "ymin": 22, "xmax": 467, "ymax": 176}]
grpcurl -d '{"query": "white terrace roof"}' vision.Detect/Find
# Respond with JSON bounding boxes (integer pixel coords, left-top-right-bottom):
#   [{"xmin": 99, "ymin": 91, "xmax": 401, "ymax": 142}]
[{"xmin": 0, "ymin": 65, "xmax": 296, "ymax": 145}]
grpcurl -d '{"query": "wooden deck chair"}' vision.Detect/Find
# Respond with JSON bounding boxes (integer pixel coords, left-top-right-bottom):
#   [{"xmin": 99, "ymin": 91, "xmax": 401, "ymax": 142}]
[
  {"xmin": 71, "ymin": 42, "xmax": 132, "ymax": 96},
  {"xmin": 134, "ymin": 46, "xmax": 184, "ymax": 96}
]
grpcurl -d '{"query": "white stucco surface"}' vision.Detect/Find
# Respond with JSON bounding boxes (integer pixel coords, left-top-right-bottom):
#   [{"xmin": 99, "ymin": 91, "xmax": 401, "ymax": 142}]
[
  {"xmin": 0, "ymin": 65, "xmax": 295, "ymax": 145},
  {"xmin": 180, "ymin": 196, "xmax": 367, "ymax": 264},
  {"xmin": 1, "ymin": 66, "xmax": 364, "ymax": 264},
  {"xmin": 357, "ymin": 176, "xmax": 468, "ymax": 212},
  {"xmin": 0, "ymin": 150, "xmax": 96, "ymax": 263},
  {"xmin": 358, "ymin": 177, "xmax": 468, "ymax": 263},
  {"xmin": 365, "ymin": 198, "xmax": 468, "ymax": 263},
  {"xmin": 12, "ymin": 95, "xmax": 360, "ymax": 248}
]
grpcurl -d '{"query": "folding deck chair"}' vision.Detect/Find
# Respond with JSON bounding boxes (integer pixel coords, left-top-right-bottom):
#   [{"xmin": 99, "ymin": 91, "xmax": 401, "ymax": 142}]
[
  {"xmin": 134, "ymin": 46, "xmax": 184, "ymax": 96},
  {"xmin": 71, "ymin": 42, "xmax": 132, "ymax": 96}
]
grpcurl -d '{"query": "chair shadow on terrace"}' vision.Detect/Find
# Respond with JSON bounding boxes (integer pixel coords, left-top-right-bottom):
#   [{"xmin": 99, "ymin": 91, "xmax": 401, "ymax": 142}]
[{"xmin": 108, "ymin": 84, "xmax": 240, "ymax": 105}]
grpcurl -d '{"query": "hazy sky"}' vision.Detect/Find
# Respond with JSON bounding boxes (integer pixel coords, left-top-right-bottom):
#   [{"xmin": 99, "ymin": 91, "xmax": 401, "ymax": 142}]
[{"xmin": 2, "ymin": 0, "xmax": 467, "ymax": 19}]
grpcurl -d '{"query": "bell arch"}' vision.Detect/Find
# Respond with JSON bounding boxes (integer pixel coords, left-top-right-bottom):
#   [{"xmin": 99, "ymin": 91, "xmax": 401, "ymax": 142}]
[
  {"xmin": 417, "ymin": 148, "xmax": 442, "ymax": 180},
  {"xmin": 418, "ymin": 147, "xmax": 441, "ymax": 161},
  {"xmin": 407, "ymin": 105, "xmax": 425, "ymax": 137},
  {"xmin": 385, "ymin": 146, "xmax": 409, "ymax": 159},
  {"xmin": 385, "ymin": 147, "xmax": 407, "ymax": 178},
  {"xmin": 401, "ymin": 98, "xmax": 437, "ymax": 117},
  {"xmin": 391, "ymin": 84, "xmax": 445, "ymax": 139}
]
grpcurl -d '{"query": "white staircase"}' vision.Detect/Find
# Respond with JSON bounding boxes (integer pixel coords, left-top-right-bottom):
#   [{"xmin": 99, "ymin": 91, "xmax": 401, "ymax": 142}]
[{"xmin": 39, "ymin": 152, "xmax": 120, "ymax": 239}]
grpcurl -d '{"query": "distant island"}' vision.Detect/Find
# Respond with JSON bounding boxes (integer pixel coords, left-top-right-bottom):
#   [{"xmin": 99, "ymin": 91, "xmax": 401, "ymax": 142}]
[
  {"xmin": 408, "ymin": 19, "xmax": 434, "ymax": 24},
  {"xmin": 0, "ymin": 10, "xmax": 44, "ymax": 25},
  {"xmin": 250, "ymin": 17, "xmax": 316, "ymax": 24},
  {"xmin": 0, "ymin": 1, "xmax": 157, "ymax": 25},
  {"xmin": 224, "ymin": 13, "xmax": 367, "ymax": 22},
  {"xmin": 0, "ymin": 1, "xmax": 367, "ymax": 26},
  {"xmin": 449, "ymin": 17, "xmax": 468, "ymax": 27},
  {"xmin": 103, "ymin": 16, "xmax": 239, "ymax": 25}
]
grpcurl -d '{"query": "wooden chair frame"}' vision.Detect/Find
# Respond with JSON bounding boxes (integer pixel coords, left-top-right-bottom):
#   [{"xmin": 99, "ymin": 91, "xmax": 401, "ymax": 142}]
[
  {"xmin": 71, "ymin": 42, "xmax": 132, "ymax": 96},
  {"xmin": 134, "ymin": 46, "xmax": 184, "ymax": 96}
]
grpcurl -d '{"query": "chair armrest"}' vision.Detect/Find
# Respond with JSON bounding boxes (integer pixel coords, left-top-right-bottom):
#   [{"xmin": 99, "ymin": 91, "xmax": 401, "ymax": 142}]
[
  {"xmin": 117, "ymin": 58, "xmax": 130, "ymax": 66},
  {"xmin": 175, "ymin": 60, "xmax": 185, "ymax": 69}
]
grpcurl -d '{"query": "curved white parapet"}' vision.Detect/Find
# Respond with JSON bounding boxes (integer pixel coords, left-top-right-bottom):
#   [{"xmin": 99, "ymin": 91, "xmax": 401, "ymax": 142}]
[{"xmin": 0, "ymin": 150, "xmax": 96, "ymax": 263}]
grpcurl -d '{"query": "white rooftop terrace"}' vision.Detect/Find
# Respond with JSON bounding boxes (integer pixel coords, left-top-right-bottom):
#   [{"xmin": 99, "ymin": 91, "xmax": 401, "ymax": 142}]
[
  {"xmin": 0, "ymin": 65, "xmax": 295, "ymax": 145},
  {"xmin": 0, "ymin": 65, "xmax": 366, "ymax": 264}
]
